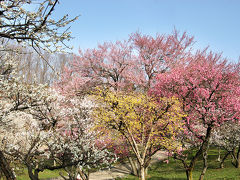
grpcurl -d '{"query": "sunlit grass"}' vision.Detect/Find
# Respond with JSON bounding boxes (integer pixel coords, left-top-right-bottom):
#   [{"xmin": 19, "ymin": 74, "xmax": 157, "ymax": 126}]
[
  {"xmin": 120, "ymin": 148, "xmax": 240, "ymax": 180},
  {"xmin": 15, "ymin": 168, "xmax": 65, "ymax": 180},
  {"xmin": 5, "ymin": 148, "xmax": 240, "ymax": 179}
]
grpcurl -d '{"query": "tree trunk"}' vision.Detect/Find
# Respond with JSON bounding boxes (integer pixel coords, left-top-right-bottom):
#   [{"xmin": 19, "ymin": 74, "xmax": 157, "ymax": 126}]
[
  {"xmin": 220, "ymin": 151, "xmax": 230, "ymax": 168},
  {"xmin": 236, "ymin": 145, "xmax": 240, "ymax": 168},
  {"xmin": 27, "ymin": 165, "xmax": 39, "ymax": 180},
  {"xmin": 145, "ymin": 166, "xmax": 148, "ymax": 176},
  {"xmin": 217, "ymin": 147, "xmax": 221, "ymax": 162},
  {"xmin": 139, "ymin": 165, "xmax": 146, "ymax": 180},
  {"xmin": 34, "ymin": 169, "xmax": 40, "ymax": 180},
  {"xmin": 128, "ymin": 156, "xmax": 139, "ymax": 176},
  {"xmin": 199, "ymin": 149, "xmax": 209, "ymax": 180},
  {"xmin": 186, "ymin": 168, "xmax": 193, "ymax": 180},
  {"xmin": 182, "ymin": 126, "xmax": 212, "ymax": 180},
  {"xmin": 198, "ymin": 126, "xmax": 212, "ymax": 180},
  {"xmin": 78, "ymin": 169, "xmax": 89, "ymax": 180},
  {"xmin": 0, "ymin": 151, "xmax": 16, "ymax": 180},
  {"xmin": 230, "ymin": 148, "xmax": 240, "ymax": 168}
]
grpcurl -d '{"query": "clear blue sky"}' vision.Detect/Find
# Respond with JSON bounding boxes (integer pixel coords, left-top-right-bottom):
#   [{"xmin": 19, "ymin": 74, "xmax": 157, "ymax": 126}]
[{"xmin": 53, "ymin": 0, "xmax": 240, "ymax": 62}]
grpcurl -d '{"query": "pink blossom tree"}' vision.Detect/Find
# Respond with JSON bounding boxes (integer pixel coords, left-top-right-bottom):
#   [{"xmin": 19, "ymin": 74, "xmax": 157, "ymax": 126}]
[
  {"xmin": 58, "ymin": 40, "xmax": 134, "ymax": 95},
  {"xmin": 58, "ymin": 30, "xmax": 194, "ymax": 94},
  {"xmin": 152, "ymin": 51, "xmax": 240, "ymax": 180},
  {"xmin": 130, "ymin": 30, "xmax": 193, "ymax": 89},
  {"xmin": 57, "ymin": 31, "xmax": 194, "ymax": 178}
]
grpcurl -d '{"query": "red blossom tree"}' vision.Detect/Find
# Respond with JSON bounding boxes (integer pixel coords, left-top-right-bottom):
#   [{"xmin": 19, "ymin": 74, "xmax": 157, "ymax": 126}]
[{"xmin": 152, "ymin": 50, "xmax": 240, "ymax": 180}]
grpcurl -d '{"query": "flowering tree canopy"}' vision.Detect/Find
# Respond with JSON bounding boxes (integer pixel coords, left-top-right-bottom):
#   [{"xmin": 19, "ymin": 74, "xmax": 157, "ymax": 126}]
[
  {"xmin": 0, "ymin": 55, "xmax": 56, "ymax": 180},
  {"xmin": 130, "ymin": 30, "xmax": 193, "ymax": 89},
  {"xmin": 58, "ymin": 30, "xmax": 194, "ymax": 95},
  {"xmin": 0, "ymin": 0, "xmax": 78, "ymax": 53},
  {"xmin": 93, "ymin": 88, "xmax": 184, "ymax": 180},
  {"xmin": 212, "ymin": 121, "xmax": 240, "ymax": 168},
  {"xmin": 56, "ymin": 30, "xmax": 194, "ymax": 180},
  {"xmin": 152, "ymin": 51, "xmax": 240, "ymax": 180}
]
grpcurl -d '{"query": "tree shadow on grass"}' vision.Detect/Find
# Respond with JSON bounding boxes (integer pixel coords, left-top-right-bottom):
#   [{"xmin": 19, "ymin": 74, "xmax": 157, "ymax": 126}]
[
  {"xmin": 148, "ymin": 161, "xmax": 187, "ymax": 180},
  {"xmin": 149, "ymin": 177, "xmax": 185, "ymax": 180}
]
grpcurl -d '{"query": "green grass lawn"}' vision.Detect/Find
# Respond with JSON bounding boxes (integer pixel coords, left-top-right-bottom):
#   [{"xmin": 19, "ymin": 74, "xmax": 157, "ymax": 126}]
[
  {"xmin": 9, "ymin": 148, "xmax": 240, "ymax": 180},
  {"xmin": 15, "ymin": 169, "xmax": 65, "ymax": 180},
  {"xmin": 119, "ymin": 148, "xmax": 240, "ymax": 180}
]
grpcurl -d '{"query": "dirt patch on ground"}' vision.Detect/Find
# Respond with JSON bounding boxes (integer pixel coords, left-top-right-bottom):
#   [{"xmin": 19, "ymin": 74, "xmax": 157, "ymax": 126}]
[
  {"xmin": 89, "ymin": 151, "xmax": 167, "ymax": 180},
  {"xmin": 47, "ymin": 151, "xmax": 167, "ymax": 180}
]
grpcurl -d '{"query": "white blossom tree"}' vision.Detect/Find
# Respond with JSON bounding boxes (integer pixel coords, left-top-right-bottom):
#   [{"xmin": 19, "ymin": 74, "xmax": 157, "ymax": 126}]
[
  {"xmin": 46, "ymin": 96, "xmax": 117, "ymax": 180},
  {"xmin": 1, "ymin": 95, "xmax": 116, "ymax": 180},
  {"xmin": 1, "ymin": 114, "xmax": 51, "ymax": 180},
  {"xmin": 0, "ymin": 1, "xmax": 80, "ymax": 179},
  {"xmin": 0, "ymin": 0, "xmax": 78, "ymax": 53},
  {"xmin": 212, "ymin": 121, "xmax": 240, "ymax": 168},
  {"xmin": 0, "ymin": 58, "xmax": 116, "ymax": 180},
  {"xmin": 0, "ymin": 54, "xmax": 57, "ymax": 180}
]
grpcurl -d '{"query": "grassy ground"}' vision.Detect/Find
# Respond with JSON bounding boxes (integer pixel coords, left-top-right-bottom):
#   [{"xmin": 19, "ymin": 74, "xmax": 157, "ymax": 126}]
[
  {"xmin": 119, "ymin": 148, "xmax": 240, "ymax": 180},
  {"xmin": 8, "ymin": 148, "xmax": 240, "ymax": 179},
  {"xmin": 14, "ymin": 169, "xmax": 64, "ymax": 180}
]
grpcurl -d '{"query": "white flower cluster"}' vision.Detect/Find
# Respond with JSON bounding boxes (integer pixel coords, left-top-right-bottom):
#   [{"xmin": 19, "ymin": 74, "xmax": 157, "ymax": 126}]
[
  {"xmin": 211, "ymin": 121, "xmax": 240, "ymax": 151},
  {"xmin": 0, "ymin": 0, "xmax": 78, "ymax": 53},
  {"xmin": 0, "ymin": 49, "xmax": 118, "ymax": 180},
  {"xmin": 0, "ymin": 55, "xmax": 116, "ymax": 179}
]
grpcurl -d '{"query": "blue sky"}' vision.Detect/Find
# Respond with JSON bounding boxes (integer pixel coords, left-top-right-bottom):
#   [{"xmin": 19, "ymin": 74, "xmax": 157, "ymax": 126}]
[{"xmin": 53, "ymin": 0, "xmax": 240, "ymax": 62}]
